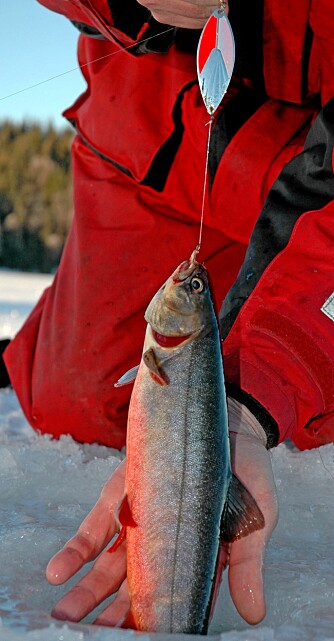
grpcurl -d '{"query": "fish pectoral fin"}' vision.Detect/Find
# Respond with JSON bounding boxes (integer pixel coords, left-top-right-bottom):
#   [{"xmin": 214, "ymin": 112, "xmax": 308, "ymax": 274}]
[
  {"xmin": 143, "ymin": 348, "xmax": 169, "ymax": 386},
  {"xmin": 107, "ymin": 494, "xmax": 137, "ymax": 554},
  {"xmin": 114, "ymin": 365, "xmax": 140, "ymax": 387},
  {"xmin": 220, "ymin": 474, "xmax": 265, "ymax": 542}
]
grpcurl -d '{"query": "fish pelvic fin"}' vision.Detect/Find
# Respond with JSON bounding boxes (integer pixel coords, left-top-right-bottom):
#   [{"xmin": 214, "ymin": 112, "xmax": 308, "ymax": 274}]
[
  {"xmin": 143, "ymin": 348, "xmax": 169, "ymax": 386},
  {"xmin": 114, "ymin": 365, "xmax": 140, "ymax": 387},
  {"xmin": 220, "ymin": 474, "xmax": 265, "ymax": 542},
  {"xmin": 107, "ymin": 494, "xmax": 137, "ymax": 554}
]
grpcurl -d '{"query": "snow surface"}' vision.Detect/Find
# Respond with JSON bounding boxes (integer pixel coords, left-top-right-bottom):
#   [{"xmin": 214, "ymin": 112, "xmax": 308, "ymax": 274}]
[
  {"xmin": 0, "ymin": 270, "xmax": 53, "ymax": 339},
  {"xmin": 0, "ymin": 269, "xmax": 334, "ymax": 641}
]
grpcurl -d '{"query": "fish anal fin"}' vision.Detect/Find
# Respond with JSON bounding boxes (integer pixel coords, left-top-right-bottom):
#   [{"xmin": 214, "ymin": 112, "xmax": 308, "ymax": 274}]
[
  {"xmin": 143, "ymin": 348, "xmax": 169, "ymax": 386},
  {"xmin": 114, "ymin": 365, "xmax": 139, "ymax": 388},
  {"xmin": 221, "ymin": 474, "xmax": 265, "ymax": 542},
  {"xmin": 120, "ymin": 609, "xmax": 137, "ymax": 630}
]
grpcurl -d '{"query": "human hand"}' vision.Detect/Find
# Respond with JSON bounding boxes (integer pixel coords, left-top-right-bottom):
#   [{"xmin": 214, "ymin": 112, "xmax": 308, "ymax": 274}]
[
  {"xmin": 136, "ymin": 0, "xmax": 226, "ymax": 29},
  {"xmin": 47, "ymin": 399, "xmax": 278, "ymax": 627},
  {"xmin": 46, "ymin": 459, "xmax": 129, "ymax": 625},
  {"xmin": 220, "ymin": 398, "xmax": 279, "ymax": 624}
]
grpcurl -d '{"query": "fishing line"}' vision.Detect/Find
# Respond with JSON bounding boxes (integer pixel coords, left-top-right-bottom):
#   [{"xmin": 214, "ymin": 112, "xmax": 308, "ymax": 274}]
[
  {"xmin": 2, "ymin": 7, "xmax": 233, "ymax": 268},
  {"xmin": 0, "ymin": 27, "xmax": 175, "ymax": 103},
  {"xmin": 194, "ymin": 116, "xmax": 214, "ymax": 259}
]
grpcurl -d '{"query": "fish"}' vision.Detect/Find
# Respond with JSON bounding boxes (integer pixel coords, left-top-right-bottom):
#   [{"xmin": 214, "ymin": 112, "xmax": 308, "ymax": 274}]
[{"xmin": 112, "ymin": 253, "xmax": 264, "ymax": 634}]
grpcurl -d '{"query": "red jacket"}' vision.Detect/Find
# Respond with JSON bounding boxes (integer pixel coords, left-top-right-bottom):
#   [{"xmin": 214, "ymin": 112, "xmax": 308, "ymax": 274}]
[{"xmin": 5, "ymin": 0, "xmax": 334, "ymax": 450}]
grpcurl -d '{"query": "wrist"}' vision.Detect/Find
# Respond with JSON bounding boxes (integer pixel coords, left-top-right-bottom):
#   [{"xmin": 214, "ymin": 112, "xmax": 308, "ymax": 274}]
[{"xmin": 226, "ymin": 385, "xmax": 279, "ymax": 449}]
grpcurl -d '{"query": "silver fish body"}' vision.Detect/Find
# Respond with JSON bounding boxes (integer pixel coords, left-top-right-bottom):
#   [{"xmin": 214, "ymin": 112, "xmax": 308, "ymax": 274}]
[{"xmin": 119, "ymin": 257, "xmax": 264, "ymax": 633}]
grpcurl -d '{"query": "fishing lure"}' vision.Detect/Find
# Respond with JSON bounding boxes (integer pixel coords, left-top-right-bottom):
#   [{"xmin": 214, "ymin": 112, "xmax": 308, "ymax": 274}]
[
  {"xmin": 194, "ymin": 2, "xmax": 235, "ymax": 256},
  {"xmin": 197, "ymin": 1, "xmax": 235, "ymax": 116}
]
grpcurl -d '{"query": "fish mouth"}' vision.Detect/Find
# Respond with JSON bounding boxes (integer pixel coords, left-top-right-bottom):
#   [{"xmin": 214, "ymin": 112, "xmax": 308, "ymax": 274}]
[
  {"xmin": 152, "ymin": 329, "xmax": 193, "ymax": 348},
  {"xmin": 172, "ymin": 254, "xmax": 199, "ymax": 283}
]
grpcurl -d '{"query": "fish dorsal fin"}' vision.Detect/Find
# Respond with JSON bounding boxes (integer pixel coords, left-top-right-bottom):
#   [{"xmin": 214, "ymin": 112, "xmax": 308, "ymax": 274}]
[
  {"xmin": 114, "ymin": 365, "xmax": 140, "ymax": 387},
  {"xmin": 220, "ymin": 474, "xmax": 265, "ymax": 542},
  {"xmin": 143, "ymin": 348, "xmax": 169, "ymax": 386}
]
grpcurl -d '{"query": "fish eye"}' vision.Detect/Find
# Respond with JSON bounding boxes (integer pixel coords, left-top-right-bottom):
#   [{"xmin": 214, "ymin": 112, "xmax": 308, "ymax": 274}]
[{"xmin": 190, "ymin": 277, "xmax": 204, "ymax": 293}]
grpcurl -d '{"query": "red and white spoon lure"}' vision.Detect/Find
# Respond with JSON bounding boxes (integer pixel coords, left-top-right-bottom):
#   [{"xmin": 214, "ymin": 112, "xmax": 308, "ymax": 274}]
[
  {"xmin": 193, "ymin": 3, "xmax": 235, "ymax": 256},
  {"xmin": 197, "ymin": 3, "xmax": 235, "ymax": 115}
]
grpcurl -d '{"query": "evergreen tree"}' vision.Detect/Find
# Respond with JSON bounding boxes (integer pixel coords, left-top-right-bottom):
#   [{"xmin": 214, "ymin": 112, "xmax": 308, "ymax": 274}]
[{"xmin": 0, "ymin": 121, "xmax": 73, "ymax": 273}]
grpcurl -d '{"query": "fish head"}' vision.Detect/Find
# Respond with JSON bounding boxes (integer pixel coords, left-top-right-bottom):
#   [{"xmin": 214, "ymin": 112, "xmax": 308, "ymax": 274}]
[{"xmin": 144, "ymin": 255, "xmax": 217, "ymax": 347}]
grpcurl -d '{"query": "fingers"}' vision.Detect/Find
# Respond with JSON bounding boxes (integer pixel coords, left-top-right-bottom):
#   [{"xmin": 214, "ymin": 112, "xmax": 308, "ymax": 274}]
[
  {"xmin": 46, "ymin": 498, "xmax": 117, "ymax": 584},
  {"xmin": 94, "ymin": 579, "xmax": 130, "ymax": 626},
  {"xmin": 47, "ymin": 460, "xmax": 126, "ymax": 585},
  {"xmin": 47, "ymin": 535, "xmax": 97, "ymax": 586},
  {"xmin": 51, "ymin": 541, "xmax": 127, "ymax": 622}
]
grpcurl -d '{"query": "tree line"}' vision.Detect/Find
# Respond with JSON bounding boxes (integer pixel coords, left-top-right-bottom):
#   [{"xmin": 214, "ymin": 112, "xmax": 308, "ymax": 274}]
[{"xmin": 0, "ymin": 121, "xmax": 74, "ymax": 273}]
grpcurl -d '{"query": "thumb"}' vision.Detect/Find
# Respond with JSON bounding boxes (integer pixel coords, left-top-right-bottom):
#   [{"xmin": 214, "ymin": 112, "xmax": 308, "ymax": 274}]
[
  {"xmin": 227, "ymin": 480, "xmax": 278, "ymax": 624},
  {"xmin": 226, "ymin": 399, "xmax": 279, "ymax": 623},
  {"xmin": 228, "ymin": 532, "xmax": 266, "ymax": 624}
]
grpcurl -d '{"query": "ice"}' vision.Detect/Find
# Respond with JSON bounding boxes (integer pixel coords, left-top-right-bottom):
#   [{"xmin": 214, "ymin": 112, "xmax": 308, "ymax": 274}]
[
  {"xmin": 1, "ymin": 270, "xmax": 334, "ymax": 641},
  {"xmin": 0, "ymin": 269, "xmax": 53, "ymax": 339}
]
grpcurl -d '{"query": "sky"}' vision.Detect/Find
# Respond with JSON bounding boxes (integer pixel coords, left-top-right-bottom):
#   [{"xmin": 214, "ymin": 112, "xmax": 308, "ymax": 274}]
[{"xmin": 0, "ymin": 2, "xmax": 86, "ymax": 129}]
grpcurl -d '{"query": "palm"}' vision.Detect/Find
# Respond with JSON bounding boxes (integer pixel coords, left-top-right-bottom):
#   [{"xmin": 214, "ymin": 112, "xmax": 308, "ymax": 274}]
[{"xmin": 47, "ymin": 423, "xmax": 278, "ymax": 626}]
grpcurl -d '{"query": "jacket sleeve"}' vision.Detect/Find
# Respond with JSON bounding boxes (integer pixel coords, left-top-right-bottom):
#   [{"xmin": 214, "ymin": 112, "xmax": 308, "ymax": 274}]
[
  {"xmin": 36, "ymin": 0, "xmax": 176, "ymax": 51},
  {"xmin": 221, "ymin": 97, "xmax": 334, "ymax": 450},
  {"xmin": 37, "ymin": 0, "xmax": 148, "ymax": 39}
]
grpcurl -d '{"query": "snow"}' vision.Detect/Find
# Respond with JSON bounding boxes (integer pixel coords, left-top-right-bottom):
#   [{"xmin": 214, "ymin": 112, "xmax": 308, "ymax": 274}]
[
  {"xmin": 0, "ymin": 270, "xmax": 53, "ymax": 339},
  {"xmin": 1, "ymin": 269, "xmax": 334, "ymax": 641}
]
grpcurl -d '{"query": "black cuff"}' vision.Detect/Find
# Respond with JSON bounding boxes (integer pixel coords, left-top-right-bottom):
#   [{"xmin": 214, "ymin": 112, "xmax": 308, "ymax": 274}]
[
  {"xmin": 107, "ymin": 0, "xmax": 150, "ymax": 40},
  {"xmin": 226, "ymin": 383, "xmax": 279, "ymax": 449},
  {"xmin": 0, "ymin": 339, "xmax": 11, "ymax": 388},
  {"xmin": 71, "ymin": 21, "xmax": 108, "ymax": 39}
]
